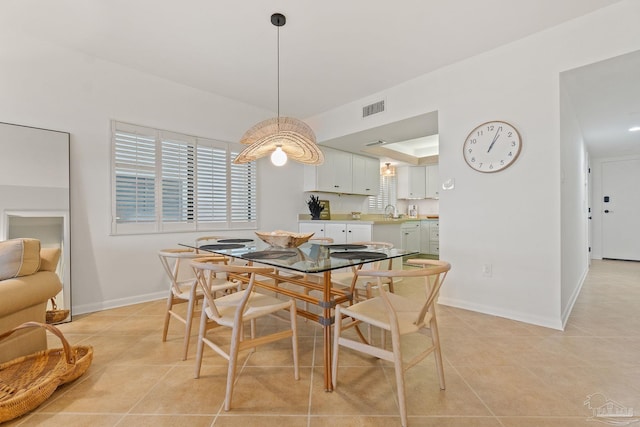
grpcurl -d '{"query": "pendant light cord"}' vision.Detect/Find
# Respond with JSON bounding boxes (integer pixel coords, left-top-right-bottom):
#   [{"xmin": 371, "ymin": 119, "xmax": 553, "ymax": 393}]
[{"xmin": 276, "ymin": 23, "xmax": 280, "ymax": 131}]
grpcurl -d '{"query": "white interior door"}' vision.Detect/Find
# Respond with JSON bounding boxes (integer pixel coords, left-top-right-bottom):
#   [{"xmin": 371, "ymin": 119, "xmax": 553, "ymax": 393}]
[{"xmin": 601, "ymin": 158, "xmax": 640, "ymax": 261}]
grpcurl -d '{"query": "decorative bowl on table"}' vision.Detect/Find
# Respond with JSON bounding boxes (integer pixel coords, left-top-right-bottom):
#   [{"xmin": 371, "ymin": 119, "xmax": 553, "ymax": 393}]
[{"xmin": 255, "ymin": 230, "xmax": 314, "ymax": 248}]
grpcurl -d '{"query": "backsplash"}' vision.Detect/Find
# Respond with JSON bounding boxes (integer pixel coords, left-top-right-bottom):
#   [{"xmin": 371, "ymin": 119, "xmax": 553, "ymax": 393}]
[{"xmin": 301, "ymin": 192, "xmax": 439, "ymax": 218}]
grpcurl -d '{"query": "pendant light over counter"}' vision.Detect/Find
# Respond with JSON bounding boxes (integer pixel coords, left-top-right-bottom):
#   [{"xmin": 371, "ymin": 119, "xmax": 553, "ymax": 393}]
[{"xmin": 233, "ymin": 13, "xmax": 324, "ymax": 167}]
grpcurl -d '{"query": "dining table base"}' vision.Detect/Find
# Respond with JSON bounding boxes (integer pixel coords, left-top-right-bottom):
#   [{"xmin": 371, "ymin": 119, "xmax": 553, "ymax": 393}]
[{"xmin": 228, "ymin": 268, "xmax": 351, "ymax": 391}]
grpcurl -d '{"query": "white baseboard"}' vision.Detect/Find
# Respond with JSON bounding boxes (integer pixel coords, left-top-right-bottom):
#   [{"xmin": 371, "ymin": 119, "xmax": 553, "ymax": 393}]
[
  {"xmin": 71, "ymin": 291, "xmax": 166, "ymax": 316},
  {"xmin": 437, "ymin": 297, "xmax": 563, "ymax": 331},
  {"xmin": 561, "ymin": 268, "xmax": 588, "ymax": 329}
]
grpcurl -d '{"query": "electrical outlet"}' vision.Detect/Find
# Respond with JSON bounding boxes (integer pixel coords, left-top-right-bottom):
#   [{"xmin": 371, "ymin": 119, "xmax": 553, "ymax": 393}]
[{"xmin": 482, "ymin": 264, "xmax": 492, "ymax": 277}]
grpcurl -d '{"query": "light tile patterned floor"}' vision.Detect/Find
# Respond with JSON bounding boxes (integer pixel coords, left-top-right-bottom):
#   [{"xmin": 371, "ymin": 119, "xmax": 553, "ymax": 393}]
[{"xmin": 5, "ymin": 259, "xmax": 640, "ymax": 426}]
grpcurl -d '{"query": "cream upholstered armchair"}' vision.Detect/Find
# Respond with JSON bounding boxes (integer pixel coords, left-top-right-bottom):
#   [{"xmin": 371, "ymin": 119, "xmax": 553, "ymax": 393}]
[{"xmin": 0, "ymin": 238, "xmax": 63, "ymax": 363}]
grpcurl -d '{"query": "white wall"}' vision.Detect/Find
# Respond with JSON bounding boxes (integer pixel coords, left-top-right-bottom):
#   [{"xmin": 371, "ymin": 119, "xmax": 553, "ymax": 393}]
[
  {"xmin": 0, "ymin": 32, "xmax": 300, "ymax": 314},
  {"xmin": 559, "ymin": 82, "xmax": 590, "ymax": 326},
  {"xmin": 308, "ymin": 0, "xmax": 640, "ymax": 329}
]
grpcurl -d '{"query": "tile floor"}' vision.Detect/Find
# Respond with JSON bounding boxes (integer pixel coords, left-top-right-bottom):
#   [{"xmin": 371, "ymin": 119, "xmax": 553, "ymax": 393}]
[{"xmin": 5, "ymin": 259, "xmax": 640, "ymax": 426}]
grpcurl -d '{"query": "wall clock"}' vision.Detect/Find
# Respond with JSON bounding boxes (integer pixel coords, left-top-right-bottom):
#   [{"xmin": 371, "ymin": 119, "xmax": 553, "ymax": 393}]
[{"xmin": 463, "ymin": 120, "xmax": 522, "ymax": 173}]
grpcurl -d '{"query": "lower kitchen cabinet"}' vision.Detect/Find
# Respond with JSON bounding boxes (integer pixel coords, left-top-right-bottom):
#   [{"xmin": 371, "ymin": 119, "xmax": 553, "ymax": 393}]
[
  {"xmin": 420, "ymin": 220, "xmax": 439, "ymax": 256},
  {"xmin": 401, "ymin": 221, "xmax": 421, "ymax": 253},
  {"xmin": 299, "ymin": 221, "xmax": 372, "ymax": 244}
]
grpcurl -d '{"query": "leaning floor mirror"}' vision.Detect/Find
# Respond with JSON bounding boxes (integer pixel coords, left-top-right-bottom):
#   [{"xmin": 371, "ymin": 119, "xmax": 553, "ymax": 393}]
[{"xmin": 0, "ymin": 122, "xmax": 71, "ymax": 322}]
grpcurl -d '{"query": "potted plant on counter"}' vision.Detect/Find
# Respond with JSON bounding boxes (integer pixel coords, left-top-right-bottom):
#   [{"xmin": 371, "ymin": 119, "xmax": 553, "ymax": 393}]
[{"xmin": 307, "ymin": 195, "xmax": 324, "ymax": 220}]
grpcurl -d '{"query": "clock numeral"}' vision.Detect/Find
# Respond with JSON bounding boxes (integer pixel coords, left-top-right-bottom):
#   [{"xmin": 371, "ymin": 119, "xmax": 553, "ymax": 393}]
[
  {"xmin": 476, "ymin": 130, "xmax": 483, "ymax": 137},
  {"xmin": 487, "ymin": 125, "xmax": 494, "ymax": 131},
  {"xmin": 469, "ymin": 138, "xmax": 477, "ymax": 144},
  {"xmin": 507, "ymin": 131, "xmax": 513, "ymax": 137},
  {"xmin": 489, "ymin": 163, "xmax": 494, "ymax": 170},
  {"xmin": 508, "ymin": 151, "xmax": 513, "ymax": 157},
  {"xmin": 500, "ymin": 160, "xmax": 505, "ymax": 165},
  {"xmin": 470, "ymin": 157, "xmax": 476, "ymax": 163},
  {"xmin": 511, "ymin": 141, "xmax": 516, "ymax": 147}
]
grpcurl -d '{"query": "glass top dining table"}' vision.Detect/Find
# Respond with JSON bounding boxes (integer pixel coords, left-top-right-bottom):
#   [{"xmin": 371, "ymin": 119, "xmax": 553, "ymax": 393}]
[
  {"xmin": 183, "ymin": 240, "xmax": 414, "ymax": 273},
  {"xmin": 180, "ymin": 239, "xmax": 418, "ymax": 391}
]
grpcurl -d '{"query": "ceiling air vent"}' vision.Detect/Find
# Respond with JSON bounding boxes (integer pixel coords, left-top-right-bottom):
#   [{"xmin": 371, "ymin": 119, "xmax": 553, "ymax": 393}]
[{"xmin": 362, "ymin": 100, "xmax": 385, "ymax": 118}]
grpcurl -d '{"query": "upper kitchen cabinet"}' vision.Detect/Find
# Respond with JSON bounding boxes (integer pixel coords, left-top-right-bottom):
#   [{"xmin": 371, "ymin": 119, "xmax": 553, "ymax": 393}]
[
  {"xmin": 351, "ymin": 154, "xmax": 380, "ymax": 196},
  {"xmin": 426, "ymin": 164, "xmax": 439, "ymax": 199},
  {"xmin": 304, "ymin": 146, "xmax": 379, "ymax": 196},
  {"xmin": 397, "ymin": 166, "xmax": 426, "ymax": 199},
  {"xmin": 397, "ymin": 164, "xmax": 439, "ymax": 199},
  {"xmin": 304, "ymin": 147, "xmax": 352, "ymax": 193}
]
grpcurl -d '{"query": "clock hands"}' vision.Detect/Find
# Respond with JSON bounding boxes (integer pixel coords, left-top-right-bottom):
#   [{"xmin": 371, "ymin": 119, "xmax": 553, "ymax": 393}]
[{"xmin": 487, "ymin": 128, "xmax": 501, "ymax": 153}]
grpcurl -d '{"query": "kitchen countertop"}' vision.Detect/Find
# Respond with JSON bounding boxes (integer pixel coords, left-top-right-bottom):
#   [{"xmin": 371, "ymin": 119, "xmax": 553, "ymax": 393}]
[{"xmin": 298, "ymin": 215, "xmax": 438, "ymax": 224}]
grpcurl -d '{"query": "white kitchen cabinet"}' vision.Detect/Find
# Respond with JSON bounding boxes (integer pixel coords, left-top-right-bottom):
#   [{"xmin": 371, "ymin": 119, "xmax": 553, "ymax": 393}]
[
  {"xmin": 420, "ymin": 220, "xmax": 439, "ymax": 255},
  {"xmin": 325, "ymin": 222, "xmax": 372, "ymax": 244},
  {"xmin": 352, "ymin": 154, "xmax": 380, "ymax": 196},
  {"xmin": 300, "ymin": 221, "xmax": 372, "ymax": 244},
  {"xmin": 429, "ymin": 221, "xmax": 440, "ymax": 255},
  {"xmin": 371, "ymin": 223, "xmax": 402, "ymax": 249},
  {"xmin": 397, "ymin": 166, "xmax": 426, "ymax": 199},
  {"xmin": 299, "ymin": 221, "xmax": 327, "ymax": 238},
  {"xmin": 401, "ymin": 221, "xmax": 421, "ymax": 253},
  {"xmin": 426, "ymin": 164, "xmax": 439, "ymax": 199},
  {"xmin": 304, "ymin": 147, "xmax": 352, "ymax": 193}
]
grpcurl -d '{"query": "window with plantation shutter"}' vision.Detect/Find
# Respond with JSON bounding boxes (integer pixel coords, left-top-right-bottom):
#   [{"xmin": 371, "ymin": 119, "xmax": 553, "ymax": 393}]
[
  {"xmin": 113, "ymin": 123, "xmax": 157, "ymax": 233},
  {"xmin": 368, "ymin": 174, "xmax": 397, "ymax": 213},
  {"xmin": 230, "ymin": 148, "xmax": 257, "ymax": 226},
  {"xmin": 196, "ymin": 142, "xmax": 228, "ymax": 224},
  {"xmin": 161, "ymin": 132, "xmax": 196, "ymax": 226},
  {"xmin": 111, "ymin": 121, "xmax": 257, "ymax": 235}
]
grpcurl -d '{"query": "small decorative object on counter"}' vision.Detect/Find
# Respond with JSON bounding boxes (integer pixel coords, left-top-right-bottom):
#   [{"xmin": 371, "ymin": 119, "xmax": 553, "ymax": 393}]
[
  {"xmin": 351, "ymin": 212, "xmax": 361, "ymax": 220},
  {"xmin": 307, "ymin": 195, "xmax": 324, "ymax": 220}
]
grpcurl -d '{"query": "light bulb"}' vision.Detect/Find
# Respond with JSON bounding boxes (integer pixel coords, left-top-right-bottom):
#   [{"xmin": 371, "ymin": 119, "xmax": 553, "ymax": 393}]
[{"xmin": 270, "ymin": 146, "xmax": 288, "ymax": 166}]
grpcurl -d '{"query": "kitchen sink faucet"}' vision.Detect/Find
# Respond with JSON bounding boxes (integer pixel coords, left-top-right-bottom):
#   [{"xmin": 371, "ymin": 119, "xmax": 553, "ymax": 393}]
[{"xmin": 384, "ymin": 204, "xmax": 397, "ymax": 219}]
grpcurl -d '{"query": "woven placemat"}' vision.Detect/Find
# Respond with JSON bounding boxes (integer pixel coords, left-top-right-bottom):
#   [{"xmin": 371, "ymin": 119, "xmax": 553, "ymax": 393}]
[
  {"xmin": 328, "ymin": 244, "xmax": 367, "ymax": 250},
  {"xmin": 199, "ymin": 243, "xmax": 245, "ymax": 250},
  {"xmin": 216, "ymin": 238, "xmax": 254, "ymax": 243},
  {"xmin": 330, "ymin": 251, "xmax": 387, "ymax": 260},
  {"xmin": 242, "ymin": 250, "xmax": 297, "ymax": 260}
]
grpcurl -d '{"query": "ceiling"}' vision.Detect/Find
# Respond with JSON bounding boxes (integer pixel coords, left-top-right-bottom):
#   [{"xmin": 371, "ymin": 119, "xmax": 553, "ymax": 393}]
[
  {"xmin": 562, "ymin": 50, "xmax": 640, "ymax": 158},
  {"xmin": 3, "ymin": 0, "xmax": 636, "ymax": 160}
]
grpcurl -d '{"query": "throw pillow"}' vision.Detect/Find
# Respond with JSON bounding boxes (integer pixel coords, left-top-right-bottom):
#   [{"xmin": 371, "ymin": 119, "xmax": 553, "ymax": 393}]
[
  {"xmin": 0, "ymin": 238, "xmax": 41, "ymax": 280},
  {"xmin": 39, "ymin": 247, "xmax": 62, "ymax": 272}
]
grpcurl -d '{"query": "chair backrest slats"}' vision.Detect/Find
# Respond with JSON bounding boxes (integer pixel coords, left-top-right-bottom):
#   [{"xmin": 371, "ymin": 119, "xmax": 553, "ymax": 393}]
[
  {"xmin": 355, "ymin": 259, "xmax": 451, "ymax": 326},
  {"xmin": 191, "ymin": 257, "xmax": 274, "ymax": 321}
]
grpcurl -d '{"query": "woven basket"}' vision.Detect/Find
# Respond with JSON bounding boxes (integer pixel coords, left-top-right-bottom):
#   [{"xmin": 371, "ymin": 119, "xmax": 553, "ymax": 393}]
[
  {"xmin": 46, "ymin": 298, "xmax": 69, "ymax": 324},
  {"xmin": 0, "ymin": 321, "xmax": 93, "ymax": 423}
]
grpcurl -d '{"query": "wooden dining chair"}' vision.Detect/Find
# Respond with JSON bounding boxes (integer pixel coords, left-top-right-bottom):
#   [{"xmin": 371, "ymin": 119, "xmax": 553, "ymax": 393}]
[
  {"xmin": 158, "ymin": 249, "xmax": 233, "ymax": 360},
  {"xmin": 330, "ymin": 241, "xmax": 395, "ymax": 301},
  {"xmin": 191, "ymin": 257, "xmax": 299, "ymax": 411},
  {"xmin": 194, "ymin": 235, "xmax": 225, "ymax": 253},
  {"xmin": 332, "ymin": 259, "xmax": 451, "ymax": 427}
]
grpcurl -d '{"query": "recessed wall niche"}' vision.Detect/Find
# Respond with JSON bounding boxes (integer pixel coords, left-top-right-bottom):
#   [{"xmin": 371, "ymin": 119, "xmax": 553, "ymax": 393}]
[{"xmin": 0, "ymin": 122, "xmax": 71, "ymax": 322}]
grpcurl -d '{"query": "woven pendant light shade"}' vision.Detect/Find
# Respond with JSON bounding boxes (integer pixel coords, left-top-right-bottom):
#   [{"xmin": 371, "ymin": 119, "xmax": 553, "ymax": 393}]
[
  {"xmin": 232, "ymin": 12, "xmax": 324, "ymax": 166},
  {"xmin": 233, "ymin": 117, "xmax": 324, "ymax": 165}
]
